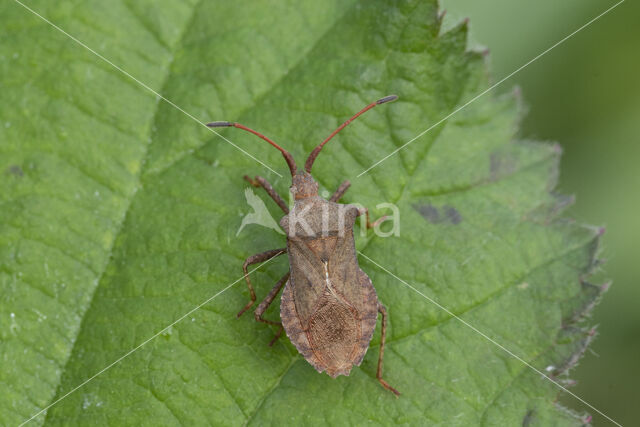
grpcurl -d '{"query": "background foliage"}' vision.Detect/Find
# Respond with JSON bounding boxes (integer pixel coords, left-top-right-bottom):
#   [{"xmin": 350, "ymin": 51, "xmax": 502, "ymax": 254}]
[
  {"xmin": 1, "ymin": 0, "xmax": 628, "ymax": 425},
  {"xmin": 442, "ymin": 1, "xmax": 639, "ymax": 425}
]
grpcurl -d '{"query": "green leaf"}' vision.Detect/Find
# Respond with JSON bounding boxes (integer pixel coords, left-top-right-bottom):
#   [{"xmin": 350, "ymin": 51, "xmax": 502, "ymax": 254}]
[{"xmin": 0, "ymin": 0, "xmax": 604, "ymax": 425}]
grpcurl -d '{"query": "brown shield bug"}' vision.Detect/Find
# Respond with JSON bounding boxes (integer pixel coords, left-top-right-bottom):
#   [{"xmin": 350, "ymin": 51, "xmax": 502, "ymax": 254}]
[{"xmin": 207, "ymin": 95, "xmax": 400, "ymax": 395}]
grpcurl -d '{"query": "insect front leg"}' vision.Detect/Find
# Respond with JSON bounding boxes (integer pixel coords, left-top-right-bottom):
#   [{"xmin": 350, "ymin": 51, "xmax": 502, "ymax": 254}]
[
  {"xmin": 377, "ymin": 302, "xmax": 400, "ymax": 396},
  {"xmin": 357, "ymin": 207, "xmax": 387, "ymax": 229},
  {"xmin": 244, "ymin": 175, "xmax": 289, "ymax": 213},
  {"xmin": 329, "ymin": 180, "xmax": 351, "ymax": 202},
  {"xmin": 254, "ymin": 272, "xmax": 290, "ymax": 346},
  {"xmin": 238, "ymin": 248, "xmax": 287, "ymax": 318},
  {"xmin": 332, "ymin": 181, "xmax": 385, "ymax": 228}
]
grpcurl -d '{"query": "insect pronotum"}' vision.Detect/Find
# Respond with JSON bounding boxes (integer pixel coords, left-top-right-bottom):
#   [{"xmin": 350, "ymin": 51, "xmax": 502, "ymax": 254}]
[{"xmin": 207, "ymin": 95, "xmax": 400, "ymax": 395}]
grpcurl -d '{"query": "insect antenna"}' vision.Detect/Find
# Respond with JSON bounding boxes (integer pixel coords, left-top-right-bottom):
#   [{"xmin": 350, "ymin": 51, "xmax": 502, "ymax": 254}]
[
  {"xmin": 304, "ymin": 95, "xmax": 398, "ymax": 173},
  {"xmin": 207, "ymin": 121, "xmax": 297, "ymax": 176}
]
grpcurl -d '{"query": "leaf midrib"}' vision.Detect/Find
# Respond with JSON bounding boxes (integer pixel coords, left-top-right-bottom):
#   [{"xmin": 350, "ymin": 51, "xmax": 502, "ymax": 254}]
[{"xmin": 39, "ymin": 1, "xmax": 360, "ymax": 423}]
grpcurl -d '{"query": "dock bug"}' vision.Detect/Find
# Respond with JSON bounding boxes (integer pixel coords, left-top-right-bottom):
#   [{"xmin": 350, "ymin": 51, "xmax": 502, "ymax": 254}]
[{"xmin": 207, "ymin": 95, "xmax": 400, "ymax": 395}]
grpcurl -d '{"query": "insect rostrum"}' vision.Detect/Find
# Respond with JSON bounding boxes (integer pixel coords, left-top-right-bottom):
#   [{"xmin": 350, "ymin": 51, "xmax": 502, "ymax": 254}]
[{"xmin": 207, "ymin": 95, "xmax": 399, "ymax": 395}]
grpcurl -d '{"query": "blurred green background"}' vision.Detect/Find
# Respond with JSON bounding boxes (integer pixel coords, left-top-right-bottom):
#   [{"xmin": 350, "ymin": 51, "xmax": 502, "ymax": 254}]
[{"xmin": 441, "ymin": 0, "xmax": 639, "ymax": 424}]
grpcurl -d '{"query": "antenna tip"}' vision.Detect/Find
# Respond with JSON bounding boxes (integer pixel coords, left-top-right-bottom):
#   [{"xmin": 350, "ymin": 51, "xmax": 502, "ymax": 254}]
[
  {"xmin": 376, "ymin": 95, "xmax": 398, "ymax": 104},
  {"xmin": 206, "ymin": 121, "xmax": 233, "ymax": 128}
]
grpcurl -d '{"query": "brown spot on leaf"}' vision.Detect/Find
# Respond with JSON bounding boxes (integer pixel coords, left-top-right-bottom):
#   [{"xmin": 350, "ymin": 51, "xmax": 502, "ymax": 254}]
[
  {"xmin": 443, "ymin": 205, "xmax": 462, "ymax": 225},
  {"xmin": 413, "ymin": 203, "xmax": 462, "ymax": 225},
  {"xmin": 6, "ymin": 165, "xmax": 23, "ymax": 177},
  {"xmin": 413, "ymin": 203, "xmax": 440, "ymax": 223}
]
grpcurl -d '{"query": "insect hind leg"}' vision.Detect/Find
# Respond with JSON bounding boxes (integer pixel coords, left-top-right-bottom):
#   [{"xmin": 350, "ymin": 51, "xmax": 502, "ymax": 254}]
[
  {"xmin": 254, "ymin": 272, "xmax": 290, "ymax": 346},
  {"xmin": 377, "ymin": 302, "xmax": 400, "ymax": 396},
  {"xmin": 238, "ymin": 248, "xmax": 286, "ymax": 318}
]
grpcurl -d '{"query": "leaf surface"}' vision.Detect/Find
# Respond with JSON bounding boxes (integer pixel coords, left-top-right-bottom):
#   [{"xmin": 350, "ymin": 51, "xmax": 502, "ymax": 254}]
[{"xmin": 0, "ymin": 0, "xmax": 603, "ymax": 425}]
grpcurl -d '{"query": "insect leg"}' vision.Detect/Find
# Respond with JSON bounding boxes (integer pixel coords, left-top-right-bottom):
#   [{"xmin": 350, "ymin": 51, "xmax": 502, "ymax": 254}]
[
  {"xmin": 329, "ymin": 180, "xmax": 351, "ymax": 202},
  {"xmin": 238, "ymin": 248, "xmax": 287, "ymax": 318},
  {"xmin": 357, "ymin": 207, "xmax": 387, "ymax": 229},
  {"xmin": 331, "ymin": 182, "xmax": 387, "ymax": 228},
  {"xmin": 244, "ymin": 175, "xmax": 289, "ymax": 213},
  {"xmin": 254, "ymin": 272, "xmax": 290, "ymax": 346},
  {"xmin": 376, "ymin": 302, "xmax": 400, "ymax": 396}
]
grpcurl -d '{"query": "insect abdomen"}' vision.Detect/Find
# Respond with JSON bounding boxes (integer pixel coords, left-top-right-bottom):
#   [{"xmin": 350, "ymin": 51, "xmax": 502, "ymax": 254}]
[{"xmin": 308, "ymin": 296, "xmax": 361, "ymax": 377}]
